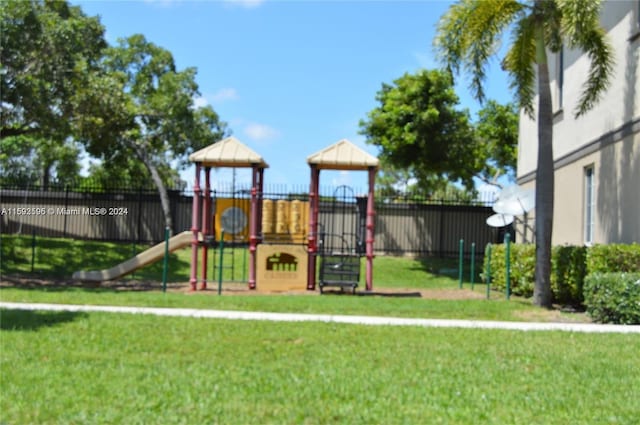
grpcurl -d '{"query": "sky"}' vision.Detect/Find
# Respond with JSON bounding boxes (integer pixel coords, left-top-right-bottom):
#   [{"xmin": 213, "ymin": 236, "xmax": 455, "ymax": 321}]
[{"xmin": 74, "ymin": 0, "xmax": 512, "ymax": 193}]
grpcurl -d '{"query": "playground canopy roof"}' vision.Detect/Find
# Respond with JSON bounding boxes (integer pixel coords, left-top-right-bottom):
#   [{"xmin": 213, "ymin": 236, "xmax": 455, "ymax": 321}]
[
  {"xmin": 307, "ymin": 139, "xmax": 379, "ymax": 171},
  {"xmin": 189, "ymin": 136, "xmax": 269, "ymax": 168}
]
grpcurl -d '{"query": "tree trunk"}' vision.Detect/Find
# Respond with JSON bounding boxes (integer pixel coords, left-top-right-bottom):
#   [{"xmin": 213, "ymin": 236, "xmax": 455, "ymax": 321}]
[
  {"xmin": 41, "ymin": 163, "xmax": 52, "ymax": 191},
  {"xmin": 129, "ymin": 141, "xmax": 174, "ymax": 234},
  {"xmin": 533, "ymin": 23, "xmax": 554, "ymax": 308}
]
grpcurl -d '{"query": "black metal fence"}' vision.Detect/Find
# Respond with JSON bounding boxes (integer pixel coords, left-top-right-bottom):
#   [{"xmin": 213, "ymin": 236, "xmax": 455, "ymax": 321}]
[{"xmin": 1, "ymin": 184, "xmax": 499, "ymax": 257}]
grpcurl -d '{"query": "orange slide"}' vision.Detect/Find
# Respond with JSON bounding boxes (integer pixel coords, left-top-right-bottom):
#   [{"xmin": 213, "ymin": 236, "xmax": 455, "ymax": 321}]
[{"xmin": 72, "ymin": 231, "xmax": 194, "ymax": 282}]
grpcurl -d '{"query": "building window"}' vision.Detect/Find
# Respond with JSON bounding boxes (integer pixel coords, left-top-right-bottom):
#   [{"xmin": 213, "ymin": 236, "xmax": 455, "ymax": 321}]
[{"xmin": 584, "ymin": 166, "xmax": 595, "ymax": 245}]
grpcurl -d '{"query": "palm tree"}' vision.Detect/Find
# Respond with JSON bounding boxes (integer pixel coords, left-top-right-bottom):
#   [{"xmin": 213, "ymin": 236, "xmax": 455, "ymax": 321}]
[{"xmin": 435, "ymin": 0, "xmax": 614, "ymax": 307}]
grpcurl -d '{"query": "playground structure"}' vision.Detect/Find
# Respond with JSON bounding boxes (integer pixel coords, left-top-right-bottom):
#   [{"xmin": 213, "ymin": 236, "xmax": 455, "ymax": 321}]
[
  {"xmin": 187, "ymin": 136, "xmax": 267, "ymax": 290},
  {"xmin": 306, "ymin": 140, "xmax": 378, "ymax": 292},
  {"xmin": 73, "ymin": 136, "xmax": 379, "ymax": 293},
  {"xmin": 189, "ymin": 137, "xmax": 379, "ymax": 292}
]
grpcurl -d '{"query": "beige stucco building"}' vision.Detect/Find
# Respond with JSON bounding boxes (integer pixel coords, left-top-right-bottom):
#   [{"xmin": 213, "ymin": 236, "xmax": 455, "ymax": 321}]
[{"xmin": 517, "ymin": 0, "xmax": 640, "ymax": 245}]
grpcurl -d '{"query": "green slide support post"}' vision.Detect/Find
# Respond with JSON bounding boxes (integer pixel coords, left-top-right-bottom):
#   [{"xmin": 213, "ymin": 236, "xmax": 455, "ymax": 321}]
[
  {"xmin": 131, "ymin": 241, "xmax": 137, "ymax": 279},
  {"xmin": 458, "ymin": 239, "xmax": 464, "ymax": 289},
  {"xmin": 162, "ymin": 227, "xmax": 170, "ymax": 293},
  {"xmin": 505, "ymin": 233, "xmax": 511, "ymax": 300}
]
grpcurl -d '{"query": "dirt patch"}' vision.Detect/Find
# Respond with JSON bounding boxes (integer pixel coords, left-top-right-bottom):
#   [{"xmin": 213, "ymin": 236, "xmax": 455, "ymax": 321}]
[
  {"xmin": 513, "ymin": 307, "xmax": 591, "ymax": 323},
  {"xmin": 1, "ymin": 275, "xmax": 167, "ymax": 292}
]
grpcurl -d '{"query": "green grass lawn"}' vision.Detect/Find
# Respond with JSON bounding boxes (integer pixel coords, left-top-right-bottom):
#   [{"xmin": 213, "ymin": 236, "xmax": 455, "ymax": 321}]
[
  {"xmin": 1, "ymin": 235, "xmax": 630, "ymax": 423},
  {"xmin": 1, "ymin": 310, "xmax": 638, "ymax": 424}
]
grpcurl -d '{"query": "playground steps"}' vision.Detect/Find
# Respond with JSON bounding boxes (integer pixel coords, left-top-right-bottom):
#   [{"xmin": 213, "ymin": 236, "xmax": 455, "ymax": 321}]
[{"xmin": 319, "ymin": 254, "xmax": 361, "ymax": 294}]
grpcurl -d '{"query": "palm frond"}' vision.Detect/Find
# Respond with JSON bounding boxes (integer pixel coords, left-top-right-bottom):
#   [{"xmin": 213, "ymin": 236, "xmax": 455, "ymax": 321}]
[
  {"xmin": 573, "ymin": 27, "xmax": 615, "ymax": 116},
  {"xmin": 503, "ymin": 14, "xmax": 537, "ymax": 118},
  {"xmin": 435, "ymin": 0, "xmax": 525, "ymax": 104},
  {"xmin": 542, "ymin": 0, "xmax": 563, "ymax": 52}
]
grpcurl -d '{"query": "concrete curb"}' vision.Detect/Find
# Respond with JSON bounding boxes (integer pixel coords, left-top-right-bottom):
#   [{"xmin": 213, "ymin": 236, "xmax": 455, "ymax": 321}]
[{"xmin": 1, "ymin": 302, "xmax": 639, "ymax": 334}]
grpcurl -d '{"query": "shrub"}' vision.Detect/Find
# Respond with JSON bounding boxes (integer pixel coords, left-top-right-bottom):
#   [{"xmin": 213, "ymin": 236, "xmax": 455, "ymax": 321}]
[
  {"xmin": 583, "ymin": 272, "xmax": 640, "ymax": 324},
  {"xmin": 484, "ymin": 243, "xmax": 535, "ymax": 297},
  {"xmin": 551, "ymin": 245, "xmax": 587, "ymax": 306},
  {"xmin": 586, "ymin": 244, "xmax": 640, "ymax": 274}
]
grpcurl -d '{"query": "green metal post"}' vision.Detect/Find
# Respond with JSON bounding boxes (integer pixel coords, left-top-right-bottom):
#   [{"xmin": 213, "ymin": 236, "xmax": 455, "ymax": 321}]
[
  {"xmin": 162, "ymin": 227, "xmax": 170, "ymax": 293},
  {"xmin": 505, "ymin": 232, "xmax": 511, "ymax": 300},
  {"xmin": 458, "ymin": 239, "xmax": 464, "ymax": 289},
  {"xmin": 131, "ymin": 241, "xmax": 137, "ymax": 279},
  {"xmin": 486, "ymin": 244, "xmax": 492, "ymax": 300},
  {"xmin": 218, "ymin": 231, "xmax": 225, "ymax": 295},
  {"xmin": 242, "ymin": 244, "xmax": 247, "ymax": 282},
  {"xmin": 470, "ymin": 242, "xmax": 476, "ymax": 290},
  {"xmin": 31, "ymin": 230, "xmax": 36, "ymax": 273}
]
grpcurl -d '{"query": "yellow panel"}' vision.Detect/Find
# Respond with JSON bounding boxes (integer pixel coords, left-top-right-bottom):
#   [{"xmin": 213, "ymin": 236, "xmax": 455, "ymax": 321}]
[
  {"xmin": 215, "ymin": 198, "xmax": 251, "ymax": 242},
  {"xmin": 256, "ymin": 244, "xmax": 309, "ymax": 291},
  {"xmin": 262, "ymin": 200, "xmax": 309, "ymax": 244}
]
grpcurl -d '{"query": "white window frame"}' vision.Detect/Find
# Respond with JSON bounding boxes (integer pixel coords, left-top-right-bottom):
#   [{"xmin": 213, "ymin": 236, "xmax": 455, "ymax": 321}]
[{"xmin": 584, "ymin": 166, "xmax": 595, "ymax": 245}]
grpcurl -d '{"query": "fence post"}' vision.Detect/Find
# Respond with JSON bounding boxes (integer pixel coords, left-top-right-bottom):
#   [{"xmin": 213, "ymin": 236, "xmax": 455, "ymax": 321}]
[
  {"xmin": 31, "ymin": 230, "xmax": 36, "ymax": 273},
  {"xmin": 505, "ymin": 233, "xmax": 511, "ymax": 300},
  {"xmin": 162, "ymin": 226, "xmax": 170, "ymax": 293},
  {"xmin": 458, "ymin": 239, "xmax": 464, "ymax": 289},
  {"xmin": 63, "ymin": 185, "xmax": 69, "ymax": 238},
  {"xmin": 137, "ymin": 187, "xmax": 143, "ymax": 243},
  {"xmin": 131, "ymin": 242, "xmax": 137, "ymax": 279},
  {"xmin": 470, "ymin": 242, "xmax": 476, "ymax": 290},
  {"xmin": 486, "ymin": 243, "xmax": 492, "ymax": 300}
]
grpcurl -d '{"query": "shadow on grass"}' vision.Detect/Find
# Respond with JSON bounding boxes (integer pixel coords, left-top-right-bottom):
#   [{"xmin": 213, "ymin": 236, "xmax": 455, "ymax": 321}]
[
  {"xmin": 321, "ymin": 289, "xmax": 423, "ymax": 298},
  {"xmin": 0, "ymin": 309, "xmax": 87, "ymax": 331},
  {"xmin": 1, "ymin": 235, "xmax": 191, "ymax": 282},
  {"xmin": 0, "ymin": 275, "xmax": 177, "ymax": 293},
  {"xmin": 415, "ymin": 257, "xmax": 483, "ymax": 281}
]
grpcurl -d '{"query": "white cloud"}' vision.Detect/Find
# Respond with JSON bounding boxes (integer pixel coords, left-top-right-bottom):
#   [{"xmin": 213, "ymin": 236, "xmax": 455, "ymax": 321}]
[
  {"xmin": 211, "ymin": 88, "xmax": 239, "ymax": 103},
  {"xmin": 243, "ymin": 122, "xmax": 280, "ymax": 142},
  {"xmin": 224, "ymin": 0, "xmax": 265, "ymax": 9}
]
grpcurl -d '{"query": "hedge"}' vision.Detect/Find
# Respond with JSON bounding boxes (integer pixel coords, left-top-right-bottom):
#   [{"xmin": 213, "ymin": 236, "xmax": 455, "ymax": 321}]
[
  {"xmin": 586, "ymin": 243, "xmax": 640, "ymax": 274},
  {"xmin": 483, "ymin": 243, "xmax": 640, "ymax": 306},
  {"xmin": 483, "ymin": 243, "xmax": 535, "ymax": 297},
  {"xmin": 583, "ymin": 272, "xmax": 640, "ymax": 324},
  {"xmin": 551, "ymin": 245, "xmax": 587, "ymax": 306}
]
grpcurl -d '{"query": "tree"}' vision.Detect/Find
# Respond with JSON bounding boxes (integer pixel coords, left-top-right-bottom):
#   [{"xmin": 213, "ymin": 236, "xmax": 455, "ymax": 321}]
[
  {"xmin": 83, "ymin": 154, "xmax": 184, "ymax": 191},
  {"xmin": 435, "ymin": 0, "xmax": 614, "ymax": 307},
  {"xmin": 359, "ymin": 69, "xmax": 478, "ymax": 193},
  {"xmin": 375, "ymin": 160, "xmax": 478, "ymax": 203},
  {"xmin": 475, "ymin": 100, "xmax": 519, "ymax": 185},
  {"xmin": 0, "ymin": 136, "xmax": 81, "ymax": 188},
  {"xmin": 1, "ymin": 0, "xmax": 107, "ymax": 189},
  {"xmin": 0, "ymin": 0, "xmax": 107, "ymax": 139},
  {"xmin": 359, "ymin": 69, "xmax": 517, "ymax": 204},
  {"xmin": 77, "ymin": 34, "xmax": 228, "ymax": 231}
]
